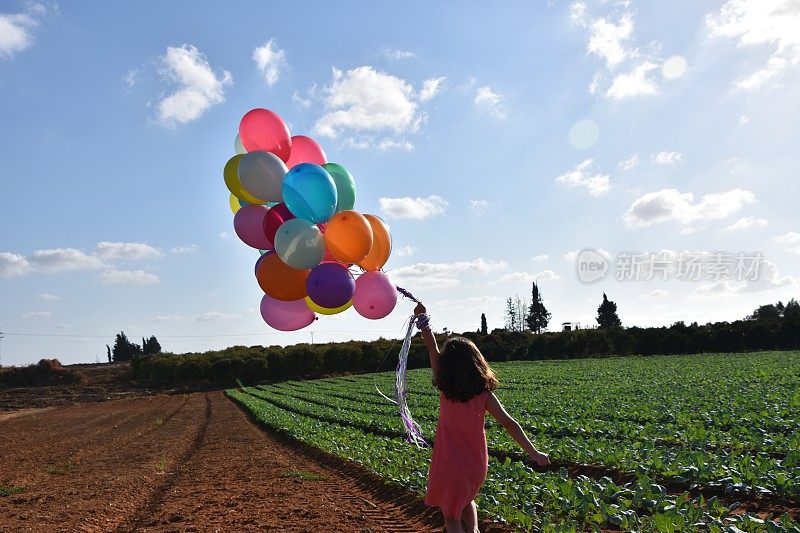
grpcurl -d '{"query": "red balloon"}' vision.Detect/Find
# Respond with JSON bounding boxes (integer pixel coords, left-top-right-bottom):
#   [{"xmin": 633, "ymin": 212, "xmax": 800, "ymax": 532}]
[
  {"xmin": 239, "ymin": 108, "xmax": 292, "ymax": 162},
  {"xmin": 285, "ymin": 135, "xmax": 327, "ymax": 169},
  {"xmin": 264, "ymin": 202, "xmax": 295, "ymax": 244}
]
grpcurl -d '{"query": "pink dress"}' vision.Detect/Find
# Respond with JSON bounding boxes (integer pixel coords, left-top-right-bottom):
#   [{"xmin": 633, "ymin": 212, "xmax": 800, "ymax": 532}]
[{"xmin": 425, "ymin": 390, "xmax": 489, "ymax": 518}]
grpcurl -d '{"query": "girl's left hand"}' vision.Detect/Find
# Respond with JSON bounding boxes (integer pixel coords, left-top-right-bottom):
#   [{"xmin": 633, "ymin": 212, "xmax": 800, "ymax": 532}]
[{"xmin": 530, "ymin": 450, "xmax": 551, "ymax": 466}]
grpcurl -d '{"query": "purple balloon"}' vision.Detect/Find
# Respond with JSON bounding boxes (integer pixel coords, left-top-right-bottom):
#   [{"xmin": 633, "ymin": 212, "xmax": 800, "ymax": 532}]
[
  {"xmin": 260, "ymin": 294, "xmax": 315, "ymax": 331},
  {"xmin": 306, "ymin": 262, "xmax": 355, "ymax": 309},
  {"xmin": 352, "ymin": 271, "xmax": 397, "ymax": 320},
  {"xmin": 234, "ymin": 204, "xmax": 272, "ymax": 249}
]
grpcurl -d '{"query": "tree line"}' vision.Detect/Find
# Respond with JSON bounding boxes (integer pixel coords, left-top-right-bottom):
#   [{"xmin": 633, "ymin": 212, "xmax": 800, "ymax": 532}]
[
  {"xmin": 504, "ymin": 282, "xmax": 620, "ymax": 332},
  {"xmin": 129, "ymin": 295, "xmax": 800, "ymax": 388},
  {"xmin": 106, "ymin": 332, "xmax": 161, "ymax": 362}
]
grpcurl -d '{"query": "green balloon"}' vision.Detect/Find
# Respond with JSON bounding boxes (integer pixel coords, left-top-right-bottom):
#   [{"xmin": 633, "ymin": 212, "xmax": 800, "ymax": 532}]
[{"xmin": 322, "ymin": 163, "xmax": 356, "ymax": 212}]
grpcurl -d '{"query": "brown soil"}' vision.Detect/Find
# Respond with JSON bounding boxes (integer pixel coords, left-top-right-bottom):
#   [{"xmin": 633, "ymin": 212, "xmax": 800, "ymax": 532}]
[{"xmin": 0, "ymin": 392, "xmax": 459, "ymax": 533}]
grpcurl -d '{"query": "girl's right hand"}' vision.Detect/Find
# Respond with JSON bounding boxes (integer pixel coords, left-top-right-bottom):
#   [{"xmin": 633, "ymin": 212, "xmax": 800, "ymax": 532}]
[
  {"xmin": 414, "ymin": 303, "xmax": 427, "ymax": 315},
  {"xmin": 530, "ymin": 450, "xmax": 550, "ymax": 467}
]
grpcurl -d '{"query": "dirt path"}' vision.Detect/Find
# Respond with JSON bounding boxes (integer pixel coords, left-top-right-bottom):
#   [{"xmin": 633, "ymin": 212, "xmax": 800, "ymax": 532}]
[{"xmin": 0, "ymin": 391, "xmax": 444, "ymax": 532}]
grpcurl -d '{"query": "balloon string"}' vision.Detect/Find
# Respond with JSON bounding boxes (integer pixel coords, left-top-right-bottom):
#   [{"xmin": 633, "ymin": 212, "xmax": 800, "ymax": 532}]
[
  {"xmin": 395, "ymin": 285, "xmax": 421, "ymax": 304},
  {"xmin": 395, "ymin": 315, "xmax": 427, "ymax": 448}
]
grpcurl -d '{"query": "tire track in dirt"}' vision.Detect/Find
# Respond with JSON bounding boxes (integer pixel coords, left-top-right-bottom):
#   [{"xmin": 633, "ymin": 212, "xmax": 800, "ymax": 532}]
[
  {"xmin": 0, "ymin": 394, "xmax": 206, "ymax": 532},
  {"xmin": 116, "ymin": 393, "xmax": 212, "ymax": 532}
]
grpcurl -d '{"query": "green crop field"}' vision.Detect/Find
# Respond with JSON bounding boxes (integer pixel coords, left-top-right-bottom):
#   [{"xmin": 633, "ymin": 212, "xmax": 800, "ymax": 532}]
[{"xmin": 228, "ymin": 351, "xmax": 800, "ymax": 532}]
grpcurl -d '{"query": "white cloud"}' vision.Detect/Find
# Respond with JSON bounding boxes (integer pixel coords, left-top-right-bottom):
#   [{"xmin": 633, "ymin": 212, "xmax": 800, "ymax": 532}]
[
  {"xmin": 125, "ymin": 69, "xmax": 137, "ymax": 88},
  {"xmin": 29, "ymin": 248, "xmax": 106, "ymax": 273},
  {"xmin": 313, "ymin": 66, "xmax": 424, "ymax": 139},
  {"xmin": 619, "ymin": 154, "xmax": 639, "ymax": 171},
  {"xmin": 775, "ymin": 231, "xmax": 800, "ymax": 245},
  {"xmin": 532, "ymin": 254, "xmax": 549, "ymax": 262},
  {"xmin": 219, "ymin": 231, "xmax": 230, "ymax": 240},
  {"xmin": 0, "ymin": 252, "xmax": 31, "ymax": 277},
  {"xmin": 382, "ymin": 48, "xmax": 415, "ymax": 61},
  {"xmin": 605, "ymin": 61, "xmax": 659, "ymax": 100},
  {"xmin": 586, "ymin": 13, "xmax": 635, "ymax": 68},
  {"xmin": 774, "ymin": 231, "xmax": 800, "ymax": 253},
  {"xmin": 419, "ymin": 76, "xmax": 445, "ymax": 102},
  {"xmin": 396, "ymin": 245, "xmax": 418, "ymax": 257},
  {"xmin": 555, "ymin": 159, "xmax": 611, "ymax": 196},
  {"xmin": 640, "ymin": 289, "xmax": 669, "ymax": 300},
  {"xmin": 171, "ymin": 244, "xmax": 199, "ymax": 254},
  {"xmin": 94, "ymin": 242, "xmax": 162, "ymax": 261},
  {"xmin": 376, "ymin": 138, "xmax": 414, "ymax": 151},
  {"xmin": 391, "ymin": 258, "xmax": 507, "ymax": 288},
  {"xmin": 342, "ymin": 137, "xmax": 415, "ymax": 151},
  {"xmin": 652, "ymin": 150, "xmax": 683, "ymax": 165},
  {"xmin": 695, "ymin": 260, "xmax": 798, "ymax": 296},
  {"xmin": 564, "ymin": 249, "xmax": 611, "ymax": 261},
  {"xmin": 22, "ymin": 311, "xmax": 52, "ymax": 320},
  {"xmin": 56, "ymin": 323, "xmax": 70, "ymax": 330},
  {"xmin": 496, "ymin": 270, "xmax": 560, "ymax": 284},
  {"xmin": 727, "ymin": 216, "xmax": 767, "ymax": 230},
  {"xmin": 153, "ymin": 314, "xmax": 185, "ymax": 323},
  {"xmin": 469, "ymin": 199, "xmax": 494, "ymax": 215},
  {"xmin": 0, "ymin": 4, "xmax": 45, "ymax": 59},
  {"xmin": 623, "ymin": 188, "xmax": 756, "ymax": 228},
  {"xmin": 474, "ymin": 86, "xmax": 506, "ymax": 119},
  {"xmin": 99, "ymin": 269, "xmax": 159, "ymax": 285},
  {"xmin": 706, "ymin": 0, "xmax": 800, "ymax": 91},
  {"xmin": 1, "ymin": 242, "xmax": 166, "ymax": 278},
  {"xmin": 194, "ymin": 311, "xmax": 241, "ymax": 322},
  {"xmin": 739, "ymin": 114, "xmax": 750, "ymax": 126},
  {"xmin": 157, "ymin": 44, "xmax": 232, "ymax": 126},
  {"xmin": 252, "ymin": 39, "xmax": 286, "ymax": 87},
  {"xmin": 379, "ymin": 195, "xmax": 448, "ymax": 220},
  {"xmin": 35, "ymin": 293, "xmax": 59, "ymax": 301},
  {"xmin": 154, "ymin": 311, "xmax": 241, "ymax": 322},
  {"xmin": 292, "ymin": 91, "xmax": 312, "ymax": 109}
]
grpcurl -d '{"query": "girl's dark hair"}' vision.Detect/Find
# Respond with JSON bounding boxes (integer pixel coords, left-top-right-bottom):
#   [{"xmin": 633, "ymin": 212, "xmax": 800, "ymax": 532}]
[{"xmin": 434, "ymin": 337, "xmax": 499, "ymax": 402}]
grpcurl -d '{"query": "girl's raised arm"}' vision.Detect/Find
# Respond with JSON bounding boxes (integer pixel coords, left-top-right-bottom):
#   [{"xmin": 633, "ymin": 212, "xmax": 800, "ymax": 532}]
[
  {"xmin": 414, "ymin": 303, "xmax": 440, "ymax": 378},
  {"xmin": 486, "ymin": 392, "xmax": 550, "ymax": 466}
]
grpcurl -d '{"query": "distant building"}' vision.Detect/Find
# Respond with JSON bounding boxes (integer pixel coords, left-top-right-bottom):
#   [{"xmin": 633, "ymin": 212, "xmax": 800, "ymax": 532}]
[{"xmin": 562, "ymin": 321, "xmax": 582, "ymax": 332}]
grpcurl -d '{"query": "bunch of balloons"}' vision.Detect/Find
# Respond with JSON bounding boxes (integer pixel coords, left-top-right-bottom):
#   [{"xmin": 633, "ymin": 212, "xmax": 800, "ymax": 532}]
[{"xmin": 225, "ymin": 108, "xmax": 398, "ymax": 331}]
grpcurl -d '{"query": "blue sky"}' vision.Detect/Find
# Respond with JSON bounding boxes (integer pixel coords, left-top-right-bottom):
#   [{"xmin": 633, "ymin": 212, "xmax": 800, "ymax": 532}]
[{"xmin": 1, "ymin": 0, "xmax": 799, "ymax": 365}]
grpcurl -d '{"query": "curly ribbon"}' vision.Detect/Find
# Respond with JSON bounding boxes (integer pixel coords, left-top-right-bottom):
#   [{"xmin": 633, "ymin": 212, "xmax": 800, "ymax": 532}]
[{"xmin": 396, "ymin": 315, "xmax": 427, "ymax": 448}]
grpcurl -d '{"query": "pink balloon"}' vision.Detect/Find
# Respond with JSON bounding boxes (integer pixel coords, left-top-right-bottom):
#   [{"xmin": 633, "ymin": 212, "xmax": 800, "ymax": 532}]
[
  {"xmin": 234, "ymin": 204, "xmax": 272, "ymax": 249},
  {"xmin": 352, "ymin": 271, "xmax": 397, "ymax": 320},
  {"xmin": 239, "ymin": 108, "xmax": 292, "ymax": 162},
  {"xmin": 285, "ymin": 135, "xmax": 327, "ymax": 169},
  {"xmin": 260, "ymin": 294, "xmax": 315, "ymax": 331}
]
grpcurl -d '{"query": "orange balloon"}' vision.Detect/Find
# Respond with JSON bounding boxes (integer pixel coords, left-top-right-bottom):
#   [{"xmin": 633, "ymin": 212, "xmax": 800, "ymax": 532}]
[
  {"xmin": 256, "ymin": 253, "xmax": 309, "ymax": 301},
  {"xmin": 358, "ymin": 214, "xmax": 392, "ymax": 271},
  {"xmin": 323, "ymin": 210, "xmax": 373, "ymax": 264}
]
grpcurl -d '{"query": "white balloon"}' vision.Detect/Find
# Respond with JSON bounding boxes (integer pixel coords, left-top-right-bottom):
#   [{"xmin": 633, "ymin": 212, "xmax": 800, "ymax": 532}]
[
  {"xmin": 237, "ymin": 151, "xmax": 288, "ymax": 203},
  {"xmin": 234, "ymin": 133, "xmax": 247, "ymax": 155}
]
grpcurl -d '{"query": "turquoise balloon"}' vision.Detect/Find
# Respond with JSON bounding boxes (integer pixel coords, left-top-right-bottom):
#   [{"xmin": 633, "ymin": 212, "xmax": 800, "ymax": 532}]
[
  {"xmin": 282, "ymin": 163, "xmax": 337, "ymax": 223},
  {"xmin": 274, "ymin": 218, "xmax": 325, "ymax": 269},
  {"xmin": 322, "ymin": 163, "xmax": 357, "ymax": 213}
]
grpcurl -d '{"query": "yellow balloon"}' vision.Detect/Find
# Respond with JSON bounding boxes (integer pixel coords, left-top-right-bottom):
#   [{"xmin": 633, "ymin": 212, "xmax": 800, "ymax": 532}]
[
  {"xmin": 304, "ymin": 297, "xmax": 352, "ymax": 316},
  {"xmin": 229, "ymin": 193, "xmax": 242, "ymax": 215},
  {"xmin": 224, "ymin": 154, "xmax": 261, "ymax": 204}
]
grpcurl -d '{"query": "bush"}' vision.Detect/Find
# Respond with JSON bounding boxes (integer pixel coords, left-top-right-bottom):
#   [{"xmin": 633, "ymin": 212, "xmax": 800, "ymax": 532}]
[
  {"xmin": 0, "ymin": 359, "xmax": 84, "ymax": 388},
  {"xmin": 127, "ymin": 307, "xmax": 800, "ymax": 387}
]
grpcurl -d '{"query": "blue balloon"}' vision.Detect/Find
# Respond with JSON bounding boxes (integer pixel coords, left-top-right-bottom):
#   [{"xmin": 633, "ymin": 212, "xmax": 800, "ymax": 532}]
[{"xmin": 282, "ymin": 163, "xmax": 337, "ymax": 223}]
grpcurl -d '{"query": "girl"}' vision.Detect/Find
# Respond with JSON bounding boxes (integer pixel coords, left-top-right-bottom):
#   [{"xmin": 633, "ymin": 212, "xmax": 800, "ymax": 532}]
[{"xmin": 415, "ymin": 303, "xmax": 550, "ymax": 533}]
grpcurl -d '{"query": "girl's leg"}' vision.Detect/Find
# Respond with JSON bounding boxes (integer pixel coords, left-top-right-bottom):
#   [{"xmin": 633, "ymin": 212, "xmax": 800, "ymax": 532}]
[
  {"xmin": 444, "ymin": 515, "xmax": 466, "ymax": 533},
  {"xmin": 461, "ymin": 500, "xmax": 479, "ymax": 533}
]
